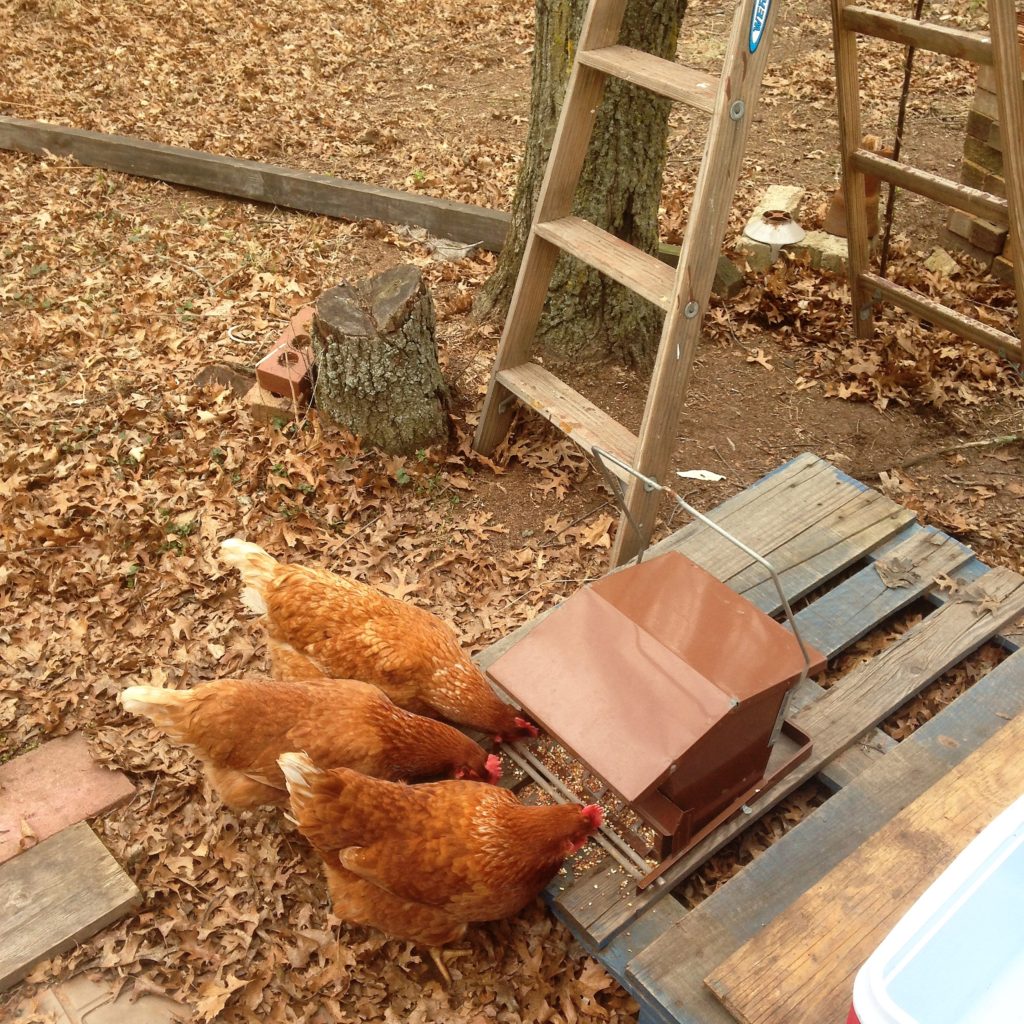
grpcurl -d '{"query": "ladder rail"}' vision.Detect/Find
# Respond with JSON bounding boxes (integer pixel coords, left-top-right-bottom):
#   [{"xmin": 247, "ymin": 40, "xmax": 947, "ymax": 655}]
[
  {"xmin": 831, "ymin": 0, "xmax": 875, "ymax": 342},
  {"xmin": 988, "ymin": 0, "xmax": 1024, "ymax": 350},
  {"xmin": 611, "ymin": 0, "xmax": 790, "ymax": 564}
]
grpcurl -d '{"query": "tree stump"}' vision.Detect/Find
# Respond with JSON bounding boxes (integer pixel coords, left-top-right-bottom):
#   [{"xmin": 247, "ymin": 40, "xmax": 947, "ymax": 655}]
[{"xmin": 312, "ymin": 265, "xmax": 450, "ymax": 455}]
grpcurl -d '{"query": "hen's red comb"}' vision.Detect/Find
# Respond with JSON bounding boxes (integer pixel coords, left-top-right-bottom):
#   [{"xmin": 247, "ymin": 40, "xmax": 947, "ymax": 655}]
[
  {"xmin": 485, "ymin": 754, "xmax": 503, "ymax": 784},
  {"xmin": 514, "ymin": 716, "xmax": 540, "ymax": 738},
  {"xmin": 582, "ymin": 804, "xmax": 604, "ymax": 830}
]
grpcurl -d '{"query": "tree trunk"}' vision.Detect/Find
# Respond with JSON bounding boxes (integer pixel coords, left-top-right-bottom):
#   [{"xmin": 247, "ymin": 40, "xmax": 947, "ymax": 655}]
[
  {"xmin": 474, "ymin": 0, "xmax": 687, "ymax": 369},
  {"xmin": 312, "ymin": 266, "xmax": 450, "ymax": 455}
]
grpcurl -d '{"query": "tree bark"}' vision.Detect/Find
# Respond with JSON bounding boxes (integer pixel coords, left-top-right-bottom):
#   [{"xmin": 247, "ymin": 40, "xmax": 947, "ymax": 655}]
[
  {"xmin": 312, "ymin": 266, "xmax": 450, "ymax": 455},
  {"xmin": 474, "ymin": 0, "xmax": 687, "ymax": 369}
]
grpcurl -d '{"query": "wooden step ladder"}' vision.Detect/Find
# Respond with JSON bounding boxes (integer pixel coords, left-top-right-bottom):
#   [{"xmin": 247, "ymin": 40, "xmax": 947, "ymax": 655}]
[
  {"xmin": 832, "ymin": 0, "xmax": 1024, "ymax": 361},
  {"xmin": 473, "ymin": 0, "xmax": 784, "ymax": 566}
]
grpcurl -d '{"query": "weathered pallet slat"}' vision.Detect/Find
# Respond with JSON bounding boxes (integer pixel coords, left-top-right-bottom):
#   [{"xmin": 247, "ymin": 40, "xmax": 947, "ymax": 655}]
[
  {"xmin": 655, "ymin": 457, "xmax": 893, "ymax": 591},
  {"xmin": 0, "ymin": 823, "xmax": 140, "ymax": 991},
  {"xmin": 626, "ymin": 647, "xmax": 1024, "ymax": 1024},
  {"xmin": 707, "ymin": 710, "xmax": 1024, "ymax": 1024},
  {"xmin": 731, "ymin": 490, "xmax": 915, "ymax": 611},
  {"xmin": 789, "ymin": 525, "xmax": 974, "ymax": 660}
]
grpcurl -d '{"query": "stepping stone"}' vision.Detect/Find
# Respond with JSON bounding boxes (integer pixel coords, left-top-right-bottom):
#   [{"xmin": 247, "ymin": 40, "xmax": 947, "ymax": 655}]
[
  {"xmin": 0, "ymin": 734, "xmax": 135, "ymax": 864},
  {"xmin": 0, "ymin": 822, "xmax": 140, "ymax": 991},
  {"xmin": 13, "ymin": 974, "xmax": 187, "ymax": 1023}
]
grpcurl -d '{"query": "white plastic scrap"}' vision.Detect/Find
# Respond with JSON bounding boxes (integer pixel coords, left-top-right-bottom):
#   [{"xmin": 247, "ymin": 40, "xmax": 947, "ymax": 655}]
[{"xmin": 676, "ymin": 469, "xmax": 726, "ymax": 482}]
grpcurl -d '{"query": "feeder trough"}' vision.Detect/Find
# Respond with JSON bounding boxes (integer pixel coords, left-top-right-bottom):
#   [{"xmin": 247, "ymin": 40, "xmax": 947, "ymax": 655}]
[{"xmin": 487, "ymin": 452, "xmax": 826, "ymax": 888}]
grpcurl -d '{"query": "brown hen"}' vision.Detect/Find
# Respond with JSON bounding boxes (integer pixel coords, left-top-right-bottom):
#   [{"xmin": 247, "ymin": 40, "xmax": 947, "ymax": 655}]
[
  {"xmin": 119, "ymin": 677, "xmax": 499, "ymax": 809},
  {"xmin": 220, "ymin": 538, "xmax": 536, "ymax": 741},
  {"xmin": 279, "ymin": 751, "xmax": 602, "ymax": 974}
]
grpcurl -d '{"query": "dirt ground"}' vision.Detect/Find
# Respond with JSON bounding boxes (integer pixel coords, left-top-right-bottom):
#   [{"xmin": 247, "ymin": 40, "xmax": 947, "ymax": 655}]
[{"xmin": 2, "ymin": 0, "xmax": 1023, "ymax": 1021}]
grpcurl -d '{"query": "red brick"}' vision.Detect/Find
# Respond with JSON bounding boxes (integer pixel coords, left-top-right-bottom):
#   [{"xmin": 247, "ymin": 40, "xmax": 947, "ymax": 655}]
[
  {"xmin": 255, "ymin": 306, "xmax": 315, "ymax": 401},
  {"xmin": 0, "ymin": 734, "xmax": 135, "ymax": 865}
]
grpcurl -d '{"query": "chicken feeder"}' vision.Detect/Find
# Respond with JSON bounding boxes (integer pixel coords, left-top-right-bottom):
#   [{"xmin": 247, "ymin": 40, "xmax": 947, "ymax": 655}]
[{"xmin": 487, "ymin": 450, "xmax": 826, "ymax": 889}]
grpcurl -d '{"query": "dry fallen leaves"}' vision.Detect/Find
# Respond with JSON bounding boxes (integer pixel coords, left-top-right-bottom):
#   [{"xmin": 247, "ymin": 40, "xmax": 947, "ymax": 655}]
[{"xmin": 2, "ymin": 0, "xmax": 1023, "ymax": 1018}]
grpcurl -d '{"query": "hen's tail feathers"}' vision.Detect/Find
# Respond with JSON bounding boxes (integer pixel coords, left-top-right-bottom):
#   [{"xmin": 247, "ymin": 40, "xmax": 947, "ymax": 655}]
[
  {"xmin": 219, "ymin": 538, "xmax": 279, "ymax": 614},
  {"xmin": 119, "ymin": 686, "xmax": 194, "ymax": 738},
  {"xmin": 278, "ymin": 751, "xmax": 318, "ymax": 802}
]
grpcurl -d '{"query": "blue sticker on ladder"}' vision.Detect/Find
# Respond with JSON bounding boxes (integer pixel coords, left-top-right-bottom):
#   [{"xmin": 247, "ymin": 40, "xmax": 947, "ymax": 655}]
[{"xmin": 749, "ymin": 0, "xmax": 771, "ymax": 52}]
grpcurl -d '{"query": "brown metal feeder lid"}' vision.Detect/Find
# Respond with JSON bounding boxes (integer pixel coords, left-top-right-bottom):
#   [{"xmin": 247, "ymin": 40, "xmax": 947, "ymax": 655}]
[{"xmin": 487, "ymin": 551, "xmax": 825, "ymax": 803}]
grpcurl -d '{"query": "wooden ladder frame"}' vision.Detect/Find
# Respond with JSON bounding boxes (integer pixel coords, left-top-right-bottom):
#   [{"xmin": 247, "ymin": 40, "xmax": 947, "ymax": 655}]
[
  {"xmin": 473, "ymin": 0, "xmax": 784, "ymax": 566},
  {"xmin": 832, "ymin": 0, "xmax": 1024, "ymax": 361}
]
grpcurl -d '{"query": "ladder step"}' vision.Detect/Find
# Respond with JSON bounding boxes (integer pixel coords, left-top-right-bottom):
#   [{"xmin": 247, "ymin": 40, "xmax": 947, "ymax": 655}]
[
  {"xmin": 841, "ymin": 6, "xmax": 993, "ymax": 64},
  {"xmin": 535, "ymin": 216, "xmax": 675, "ymax": 311},
  {"xmin": 578, "ymin": 45, "xmax": 719, "ymax": 114},
  {"xmin": 860, "ymin": 272, "xmax": 1020, "ymax": 361},
  {"xmin": 853, "ymin": 149, "xmax": 1008, "ymax": 224},
  {"xmin": 496, "ymin": 363, "xmax": 638, "ymax": 475}
]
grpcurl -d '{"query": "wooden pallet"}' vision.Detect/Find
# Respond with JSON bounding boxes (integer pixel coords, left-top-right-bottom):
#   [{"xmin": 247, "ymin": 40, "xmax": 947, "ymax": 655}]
[{"xmin": 477, "ymin": 453, "xmax": 1024, "ymax": 1024}]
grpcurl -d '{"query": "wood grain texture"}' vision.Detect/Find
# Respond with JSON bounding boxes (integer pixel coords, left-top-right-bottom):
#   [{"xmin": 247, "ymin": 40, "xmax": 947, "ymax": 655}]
[
  {"xmin": 0, "ymin": 823, "xmax": 140, "ymax": 991},
  {"xmin": 496, "ymin": 363, "xmax": 638, "ymax": 472},
  {"xmin": 0, "ymin": 116, "xmax": 508, "ymax": 250},
  {"xmin": 626, "ymin": 647, "xmax": 1024, "ymax": 1024},
  {"xmin": 706, "ymin": 710, "xmax": 1024, "ymax": 1024},
  {"xmin": 577, "ymin": 45, "xmax": 718, "ymax": 113},
  {"xmin": 657, "ymin": 457, "xmax": 915, "ymax": 611},
  {"xmin": 860, "ymin": 271, "xmax": 1021, "ymax": 360},
  {"xmin": 853, "ymin": 148, "xmax": 1009, "ymax": 223},
  {"xmin": 535, "ymin": 216, "xmax": 675, "ymax": 309},
  {"xmin": 841, "ymin": 6, "xmax": 994, "ymax": 63}
]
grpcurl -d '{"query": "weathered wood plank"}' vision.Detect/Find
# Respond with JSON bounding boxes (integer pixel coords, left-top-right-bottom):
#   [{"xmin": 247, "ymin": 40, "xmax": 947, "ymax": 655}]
[
  {"xmin": 707, "ymin": 711, "xmax": 1024, "ymax": 1024},
  {"xmin": 735, "ymin": 491, "xmax": 915, "ymax": 613},
  {"xmin": 0, "ymin": 823, "xmax": 141, "ymax": 991},
  {"xmin": 788, "ymin": 525, "xmax": 974, "ymax": 660},
  {"xmin": 656, "ymin": 457, "xmax": 914, "ymax": 609},
  {"xmin": 559, "ymin": 566, "xmax": 1024, "ymax": 946},
  {"xmin": 626, "ymin": 647, "xmax": 1024, "ymax": 1024},
  {"xmin": 0, "ymin": 116, "xmax": 509, "ymax": 250}
]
